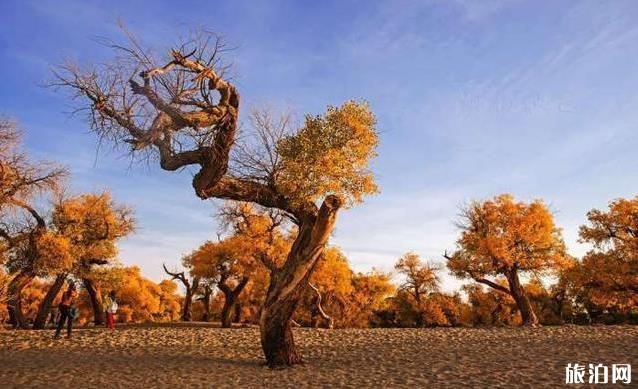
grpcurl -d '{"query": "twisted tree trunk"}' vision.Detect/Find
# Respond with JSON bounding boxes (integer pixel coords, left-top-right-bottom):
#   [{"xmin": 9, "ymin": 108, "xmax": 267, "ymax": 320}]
[
  {"xmin": 219, "ymin": 276, "xmax": 249, "ymax": 328},
  {"xmin": 259, "ymin": 196, "xmax": 341, "ymax": 367},
  {"xmin": 83, "ymin": 278, "xmax": 105, "ymax": 325},
  {"xmin": 163, "ymin": 264, "xmax": 200, "ymax": 322},
  {"xmin": 7, "ymin": 269, "xmax": 33, "ymax": 329},
  {"xmin": 506, "ymin": 269, "xmax": 539, "ymax": 327},
  {"xmin": 33, "ymin": 273, "xmax": 67, "ymax": 329}
]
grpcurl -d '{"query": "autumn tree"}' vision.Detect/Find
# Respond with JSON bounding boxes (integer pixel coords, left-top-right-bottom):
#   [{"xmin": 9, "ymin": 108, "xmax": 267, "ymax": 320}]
[
  {"xmin": 445, "ymin": 194, "xmax": 568, "ymax": 327},
  {"xmin": 572, "ymin": 197, "xmax": 638, "ymax": 319},
  {"xmin": 0, "ymin": 117, "xmax": 68, "ymax": 328},
  {"xmin": 182, "ymin": 241, "xmax": 243, "ymax": 327},
  {"xmin": 394, "ymin": 252, "xmax": 440, "ymax": 326},
  {"xmin": 54, "ymin": 30, "xmax": 379, "ymax": 366},
  {"xmin": 32, "ymin": 192, "xmax": 134, "ymax": 328}
]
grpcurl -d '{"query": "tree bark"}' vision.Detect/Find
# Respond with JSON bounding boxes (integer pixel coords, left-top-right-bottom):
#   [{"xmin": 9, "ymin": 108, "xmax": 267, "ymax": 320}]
[
  {"xmin": 506, "ymin": 269, "xmax": 539, "ymax": 327},
  {"xmin": 259, "ymin": 195, "xmax": 342, "ymax": 367},
  {"xmin": 83, "ymin": 278, "xmax": 105, "ymax": 325},
  {"xmin": 33, "ymin": 273, "xmax": 67, "ymax": 329},
  {"xmin": 7, "ymin": 269, "xmax": 34, "ymax": 329}
]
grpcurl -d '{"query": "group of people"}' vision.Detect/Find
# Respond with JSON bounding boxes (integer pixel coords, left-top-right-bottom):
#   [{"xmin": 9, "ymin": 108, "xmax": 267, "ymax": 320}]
[{"xmin": 53, "ymin": 283, "xmax": 119, "ymax": 339}]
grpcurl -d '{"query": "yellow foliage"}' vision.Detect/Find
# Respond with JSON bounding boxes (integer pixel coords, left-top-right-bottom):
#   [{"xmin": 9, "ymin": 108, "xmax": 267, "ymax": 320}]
[
  {"xmin": 53, "ymin": 192, "xmax": 134, "ymax": 271},
  {"xmin": 394, "ymin": 252, "xmax": 439, "ymax": 300},
  {"xmin": 310, "ymin": 247, "xmax": 355, "ymax": 297},
  {"xmin": 19, "ymin": 278, "xmax": 48, "ymax": 321},
  {"xmin": 463, "ymin": 284, "xmax": 519, "ymax": 326},
  {"xmin": 33, "ymin": 232, "xmax": 73, "ymax": 276},
  {"xmin": 277, "ymin": 101, "xmax": 379, "ymax": 206},
  {"xmin": 342, "ymin": 270, "xmax": 395, "ymax": 328},
  {"xmin": 448, "ymin": 194, "xmax": 567, "ymax": 278},
  {"xmin": 573, "ymin": 196, "xmax": 638, "ymax": 312}
]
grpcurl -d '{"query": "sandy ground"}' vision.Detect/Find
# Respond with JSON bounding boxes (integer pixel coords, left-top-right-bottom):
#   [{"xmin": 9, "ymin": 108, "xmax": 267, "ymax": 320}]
[{"xmin": 1, "ymin": 324, "xmax": 636, "ymax": 388}]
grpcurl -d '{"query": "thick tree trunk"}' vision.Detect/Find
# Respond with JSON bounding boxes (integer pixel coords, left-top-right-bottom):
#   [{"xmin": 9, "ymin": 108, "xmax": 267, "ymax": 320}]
[
  {"xmin": 260, "ymin": 302, "xmax": 302, "ymax": 367},
  {"xmin": 7, "ymin": 269, "xmax": 34, "ymax": 329},
  {"xmin": 259, "ymin": 196, "xmax": 342, "ymax": 367},
  {"xmin": 506, "ymin": 269, "xmax": 539, "ymax": 327},
  {"xmin": 33, "ymin": 273, "xmax": 66, "ymax": 329},
  {"xmin": 83, "ymin": 278, "xmax": 105, "ymax": 325}
]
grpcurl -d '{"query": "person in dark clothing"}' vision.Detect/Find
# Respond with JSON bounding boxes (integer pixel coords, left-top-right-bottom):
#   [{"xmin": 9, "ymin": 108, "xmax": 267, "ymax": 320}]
[{"xmin": 54, "ymin": 283, "xmax": 78, "ymax": 339}]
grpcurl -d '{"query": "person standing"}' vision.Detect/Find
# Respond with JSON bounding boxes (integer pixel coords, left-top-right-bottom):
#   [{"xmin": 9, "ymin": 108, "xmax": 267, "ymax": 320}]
[
  {"xmin": 103, "ymin": 290, "xmax": 118, "ymax": 330},
  {"xmin": 54, "ymin": 283, "xmax": 78, "ymax": 339}
]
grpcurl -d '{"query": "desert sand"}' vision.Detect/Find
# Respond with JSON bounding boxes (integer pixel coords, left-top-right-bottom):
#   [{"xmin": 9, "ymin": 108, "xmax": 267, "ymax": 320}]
[{"xmin": 1, "ymin": 324, "xmax": 636, "ymax": 388}]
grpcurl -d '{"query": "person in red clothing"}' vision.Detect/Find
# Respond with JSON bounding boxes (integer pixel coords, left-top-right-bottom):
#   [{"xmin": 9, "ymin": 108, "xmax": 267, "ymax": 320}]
[{"xmin": 54, "ymin": 283, "xmax": 78, "ymax": 339}]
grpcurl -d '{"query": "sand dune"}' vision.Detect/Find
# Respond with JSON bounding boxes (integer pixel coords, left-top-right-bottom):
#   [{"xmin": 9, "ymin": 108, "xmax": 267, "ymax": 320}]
[{"xmin": 1, "ymin": 325, "xmax": 636, "ymax": 388}]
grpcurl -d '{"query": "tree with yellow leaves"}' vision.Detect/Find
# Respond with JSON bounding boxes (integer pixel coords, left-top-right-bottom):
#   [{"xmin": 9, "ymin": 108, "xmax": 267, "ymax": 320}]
[
  {"xmin": 0, "ymin": 117, "xmax": 68, "ymax": 328},
  {"xmin": 183, "ymin": 239, "xmax": 250, "ymax": 327},
  {"xmin": 394, "ymin": 252, "xmax": 440, "ymax": 326},
  {"xmin": 54, "ymin": 31, "xmax": 379, "ymax": 365},
  {"xmin": 445, "ymin": 194, "xmax": 568, "ymax": 327},
  {"xmin": 572, "ymin": 197, "xmax": 638, "ymax": 319}
]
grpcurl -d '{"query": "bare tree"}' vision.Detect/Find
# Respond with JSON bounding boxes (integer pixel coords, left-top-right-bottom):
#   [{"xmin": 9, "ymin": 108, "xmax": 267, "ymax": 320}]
[{"xmin": 163, "ymin": 263, "xmax": 200, "ymax": 322}]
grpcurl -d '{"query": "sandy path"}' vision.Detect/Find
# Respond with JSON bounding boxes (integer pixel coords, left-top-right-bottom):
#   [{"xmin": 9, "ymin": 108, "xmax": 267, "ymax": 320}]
[{"xmin": 1, "ymin": 325, "xmax": 636, "ymax": 388}]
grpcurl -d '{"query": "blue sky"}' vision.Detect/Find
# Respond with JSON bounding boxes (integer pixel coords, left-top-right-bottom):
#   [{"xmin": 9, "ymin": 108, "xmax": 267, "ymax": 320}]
[{"xmin": 1, "ymin": 0, "xmax": 637, "ymax": 291}]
